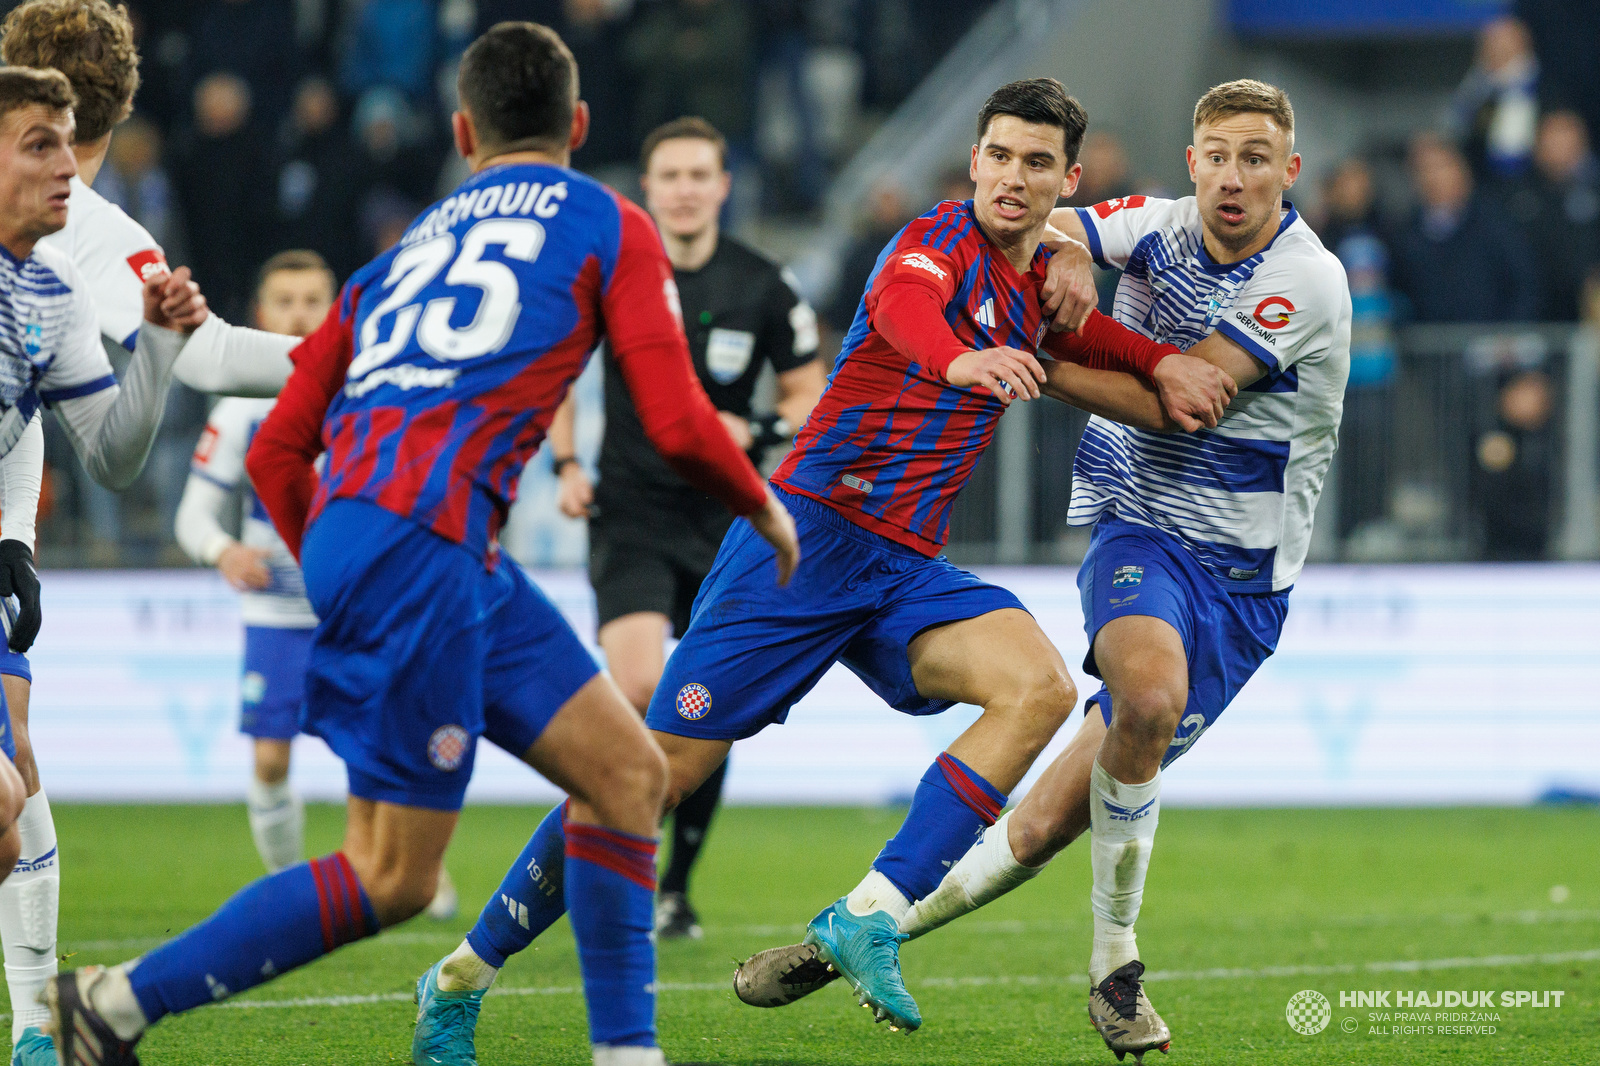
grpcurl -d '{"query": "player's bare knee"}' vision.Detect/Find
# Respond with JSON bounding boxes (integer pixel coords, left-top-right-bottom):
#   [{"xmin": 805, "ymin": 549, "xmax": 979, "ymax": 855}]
[
  {"xmin": 589, "ymin": 739, "xmax": 668, "ymax": 823},
  {"xmin": 1003, "ymin": 669, "xmax": 1078, "ymax": 753},
  {"xmin": 1109, "ymin": 682, "xmax": 1186, "ymax": 745},
  {"xmin": 254, "ymin": 748, "xmax": 291, "ymax": 785}
]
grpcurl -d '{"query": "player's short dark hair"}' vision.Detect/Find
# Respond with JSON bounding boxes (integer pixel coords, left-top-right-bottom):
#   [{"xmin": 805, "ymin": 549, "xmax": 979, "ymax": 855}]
[
  {"xmin": 1, "ymin": 0, "xmax": 139, "ymax": 143},
  {"xmin": 0, "ymin": 66, "xmax": 74, "ymax": 128},
  {"xmin": 255, "ymin": 249, "xmax": 335, "ymax": 297},
  {"xmin": 977, "ymin": 78, "xmax": 1087, "ymax": 166},
  {"xmin": 640, "ymin": 116, "xmax": 727, "ymax": 173},
  {"xmin": 456, "ymin": 21, "xmax": 577, "ymax": 157}
]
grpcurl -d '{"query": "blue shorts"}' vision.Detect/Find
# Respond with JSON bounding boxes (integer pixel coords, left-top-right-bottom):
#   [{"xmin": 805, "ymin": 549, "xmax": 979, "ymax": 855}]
[
  {"xmin": 240, "ymin": 626, "xmax": 314, "ymax": 740},
  {"xmin": 300, "ymin": 499, "xmax": 600, "ymax": 811},
  {"xmin": 0, "ymin": 649, "xmax": 29, "ymax": 682},
  {"xmin": 1079, "ymin": 517, "xmax": 1289, "ymax": 768},
  {"xmin": 644, "ymin": 488, "xmax": 1024, "ymax": 741},
  {"xmin": 0, "ymin": 682, "xmax": 11, "ymax": 761}
]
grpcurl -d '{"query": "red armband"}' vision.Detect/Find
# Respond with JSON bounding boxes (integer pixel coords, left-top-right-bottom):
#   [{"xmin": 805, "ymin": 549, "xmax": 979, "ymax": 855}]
[{"xmin": 1044, "ymin": 309, "xmax": 1179, "ymax": 378}]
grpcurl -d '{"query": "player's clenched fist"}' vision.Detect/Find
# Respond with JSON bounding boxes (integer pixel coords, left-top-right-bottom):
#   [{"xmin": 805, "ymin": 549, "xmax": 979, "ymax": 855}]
[
  {"xmin": 143, "ymin": 265, "xmax": 209, "ymax": 333},
  {"xmin": 947, "ymin": 346, "xmax": 1046, "ymax": 405},
  {"xmin": 1152, "ymin": 354, "xmax": 1238, "ymax": 432},
  {"xmin": 1039, "ymin": 232, "xmax": 1097, "ymax": 333}
]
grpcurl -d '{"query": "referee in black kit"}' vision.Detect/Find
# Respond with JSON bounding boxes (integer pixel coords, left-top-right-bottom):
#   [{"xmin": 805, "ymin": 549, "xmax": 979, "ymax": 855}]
[{"xmin": 547, "ymin": 116, "xmax": 824, "ymax": 939}]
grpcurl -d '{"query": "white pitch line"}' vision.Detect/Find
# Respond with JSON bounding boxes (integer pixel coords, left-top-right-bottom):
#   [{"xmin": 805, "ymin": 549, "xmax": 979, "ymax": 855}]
[
  {"xmin": 1, "ymin": 946, "xmax": 1591, "ymax": 1024},
  {"xmin": 60, "ymin": 907, "xmax": 1600, "ymax": 956},
  {"xmin": 207, "ymin": 947, "xmax": 1600, "ymax": 1012}
]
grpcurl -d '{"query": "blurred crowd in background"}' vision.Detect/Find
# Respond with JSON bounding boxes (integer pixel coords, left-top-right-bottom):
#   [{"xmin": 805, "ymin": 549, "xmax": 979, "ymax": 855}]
[{"xmin": 5, "ymin": 0, "xmax": 1596, "ymax": 565}]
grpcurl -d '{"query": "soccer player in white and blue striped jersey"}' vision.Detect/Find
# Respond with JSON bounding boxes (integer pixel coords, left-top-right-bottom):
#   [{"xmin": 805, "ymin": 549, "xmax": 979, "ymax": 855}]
[
  {"xmin": 734, "ymin": 79, "xmax": 1350, "ymax": 1061},
  {"xmin": 912, "ymin": 78, "xmax": 1350, "ymax": 1058}
]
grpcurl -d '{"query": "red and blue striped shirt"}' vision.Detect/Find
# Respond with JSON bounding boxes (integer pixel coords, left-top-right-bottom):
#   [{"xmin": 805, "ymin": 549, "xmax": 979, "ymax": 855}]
[{"xmin": 773, "ymin": 199, "xmax": 1059, "ymax": 555}]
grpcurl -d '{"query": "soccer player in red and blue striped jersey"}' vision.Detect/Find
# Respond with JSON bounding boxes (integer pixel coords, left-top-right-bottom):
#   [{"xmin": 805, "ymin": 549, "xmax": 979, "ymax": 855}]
[
  {"xmin": 44, "ymin": 24, "xmax": 798, "ymax": 1066},
  {"xmin": 365, "ymin": 78, "xmax": 1236, "ymax": 1059}
]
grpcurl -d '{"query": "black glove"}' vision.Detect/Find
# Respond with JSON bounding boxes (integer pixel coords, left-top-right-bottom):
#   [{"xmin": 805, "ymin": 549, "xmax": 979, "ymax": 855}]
[{"xmin": 0, "ymin": 539, "xmax": 40, "ymax": 653}]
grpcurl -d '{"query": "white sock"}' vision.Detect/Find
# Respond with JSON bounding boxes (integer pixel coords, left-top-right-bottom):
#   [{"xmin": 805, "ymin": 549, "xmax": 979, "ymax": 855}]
[
  {"xmin": 1087, "ymin": 759, "xmax": 1159, "ymax": 984},
  {"xmin": 844, "ymin": 869, "xmax": 911, "ymax": 923},
  {"xmin": 437, "ymin": 939, "xmax": 498, "ymax": 992},
  {"xmin": 86, "ymin": 963, "xmax": 148, "ymax": 1042},
  {"xmin": 593, "ymin": 1045, "xmax": 666, "ymax": 1066},
  {"xmin": 246, "ymin": 778, "xmax": 304, "ymax": 874},
  {"xmin": 1, "ymin": 789, "xmax": 59, "ymax": 1040},
  {"xmin": 899, "ymin": 810, "xmax": 1046, "ymax": 940}
]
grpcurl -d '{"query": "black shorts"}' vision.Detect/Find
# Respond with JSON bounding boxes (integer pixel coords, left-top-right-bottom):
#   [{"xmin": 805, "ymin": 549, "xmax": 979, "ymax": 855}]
[{"xmin": 589, "ymin": 498, "xmax": 737, "ymax": 636}]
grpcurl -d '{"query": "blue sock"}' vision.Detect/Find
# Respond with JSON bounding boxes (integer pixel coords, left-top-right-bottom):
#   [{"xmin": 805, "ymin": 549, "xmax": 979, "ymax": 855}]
[
  {"xmin": 129, "ymin": 853, "xmax": 377, "ymax": 1024},
  {"xmin": 465, "ymin": 802, "xmax": 570, "ymax": 968},
  {"xmin": 564, "ymin": 821, "xmax": 658, "ymax": 1048},
  {"xmin": 872, "ymin": 752, "xmax": 1007, "ymax": 902}
]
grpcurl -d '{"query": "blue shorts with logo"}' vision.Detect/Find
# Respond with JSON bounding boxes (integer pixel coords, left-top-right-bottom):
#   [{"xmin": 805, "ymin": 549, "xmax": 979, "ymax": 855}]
[
  {"xmin": 0, "ymin": 649, "xmax": 30, "ymax": 682},
  {"xmin": 1078, "ymin": 517, "xmax": 1289, "ymax": 769},
  {"xmin": 644, "ymin": 488, "xmax": 1024, "ymax": 741},
  {"xmin": 300, "ymin": 499, "xmax": 600, "ymax": 811},
  {"xmin": 240, "ymin": 626, "xmax": 314, "ymax": 740}
]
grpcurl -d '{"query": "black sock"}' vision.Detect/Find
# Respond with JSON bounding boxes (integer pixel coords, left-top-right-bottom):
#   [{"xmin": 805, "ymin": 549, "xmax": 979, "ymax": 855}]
[{"xmin": 660, "ymin": 758, "xmax": 728, "ymax": 897}]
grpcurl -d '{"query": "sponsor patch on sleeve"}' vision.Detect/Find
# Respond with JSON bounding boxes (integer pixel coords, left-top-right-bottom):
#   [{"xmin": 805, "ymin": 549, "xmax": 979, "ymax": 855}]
[{"xmin": 125, "ymin": 247, "xmax": 169, "ymax": 283}]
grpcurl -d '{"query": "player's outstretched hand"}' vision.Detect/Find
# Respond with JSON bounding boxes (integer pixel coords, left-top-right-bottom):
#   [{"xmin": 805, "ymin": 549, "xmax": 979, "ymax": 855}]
[
  {"xmin": 556, "ymin": 463, "xmax": 595, "ymax": 519},
  {"xmin": 218, "ymin": 542, "xmax": 273, "ymax": 591},
  {"xmin": 749, "ymin": 488, "xmax": 800, "ymax": 587},
  {"xmin": 1152, "ymin": 354, "xmax": 1238, "ymax": 432},
  {"xmin": 144, "ymin": 265, "xmax": 209, "ymax": 333},
  {"xmin": 0, "ymin": 539, "xmax": 41, "ymax": 654},
  {"xmin": 1040, "ymin": 233, "xmax": 1097, "ymax": 333},
  {"xmin": 947, "ymin": 347, "xmax": 1045, "ymax": 405}
]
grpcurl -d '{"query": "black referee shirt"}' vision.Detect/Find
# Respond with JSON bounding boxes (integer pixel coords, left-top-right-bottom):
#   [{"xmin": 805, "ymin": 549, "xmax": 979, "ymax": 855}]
[{"xmin": 598, "ymin": 235, "xmax": 818, "ymax": 512}]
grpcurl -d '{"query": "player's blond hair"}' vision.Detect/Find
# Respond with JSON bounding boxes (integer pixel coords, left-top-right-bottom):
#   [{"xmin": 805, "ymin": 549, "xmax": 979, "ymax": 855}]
[
  {"xmin": 1193, "ymin": 79, "xmax": 1294, "ymax": 149},
  {"xmin": 1, "ymin": 0, "xmax": 139, "ymax": 144}
]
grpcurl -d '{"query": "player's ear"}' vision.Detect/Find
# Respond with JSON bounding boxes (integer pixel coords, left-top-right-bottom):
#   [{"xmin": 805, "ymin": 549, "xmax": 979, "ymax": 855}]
[
  {"xmin": 1185, "ymin": 143, "xmax": 1199, "ymax": 183},
  {"xmin": 1059, "ymin": 161, "xmax": 1082, "ymax": 201},
  {"xmin": 1283, "ymin": 152, "xmax": 1302, "ymax": 190},
  {"xmin": 969, "ymin": 144, "xmax": 979, "ymax": 183},
  {"xmin": 451, "ymin": 111, "xmax": 474, "ymax": 162},
  {"xmin": 568, "ymin": 101, "xmax": 591, "ymax": 154}
]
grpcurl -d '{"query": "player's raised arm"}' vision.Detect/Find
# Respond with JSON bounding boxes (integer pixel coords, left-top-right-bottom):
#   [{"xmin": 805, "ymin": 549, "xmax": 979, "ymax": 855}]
[
  {"xmin": 602, "ymin": 198, "xmax": 800, "ymax": 584},
  {"xmin": 48, "ymin": 268, "xmax": 206, "ymax": 491},
  {"xmin": 171, "ymin": 316, "xmax": 299, "ymax": 398},
  {"xmin": 245, "ymin": 292, "xmax": 359, "ymax": 560}
]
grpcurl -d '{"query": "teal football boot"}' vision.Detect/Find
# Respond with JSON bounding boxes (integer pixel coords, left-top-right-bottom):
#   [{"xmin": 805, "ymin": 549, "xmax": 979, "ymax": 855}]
[
  {"xmin": 802, "ymin": 898, "xmax": 921, "ymax": 1032},
  {"xmin": 9, "ymin": 1027, "xmax": 55, "ymax": 1066},
  {"xmin": 412, "ymin": 960, "xmax": 485, "ymax": 1066}
]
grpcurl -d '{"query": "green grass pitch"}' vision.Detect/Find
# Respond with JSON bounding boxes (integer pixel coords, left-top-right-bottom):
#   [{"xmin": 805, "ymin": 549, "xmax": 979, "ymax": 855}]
[{"xmin": 16, "ymin": 803, "xmax": 1599, "ymax": 1064}]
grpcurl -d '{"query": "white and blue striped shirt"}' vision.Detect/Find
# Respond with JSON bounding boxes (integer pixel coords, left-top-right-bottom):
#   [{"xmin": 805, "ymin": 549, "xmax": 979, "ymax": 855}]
[
  {"xmin": 1069, "ymin": 196, "xmax": 1351, "ymax": 592},
  {"xmin": 0, "ymin": 241, "xmax": 116, "ymax": 458}
]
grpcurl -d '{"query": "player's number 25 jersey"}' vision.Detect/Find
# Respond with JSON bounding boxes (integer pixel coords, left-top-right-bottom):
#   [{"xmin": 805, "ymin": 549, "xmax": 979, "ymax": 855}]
[
  {"xmin": 315, "ymin": 164, "xmax": 637, "ymax": 554},
  {"xmin": 1069, "ymin": 195, "xmax": 1352, "ymax": 591}
]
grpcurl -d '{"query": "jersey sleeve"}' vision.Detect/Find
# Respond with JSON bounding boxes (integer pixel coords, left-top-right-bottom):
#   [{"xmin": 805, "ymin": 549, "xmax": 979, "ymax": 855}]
[
  {"xmin": 36, "ymin": 277, "xmax": 116, "ymax": 406},
  {"xmin": 190, "ymin": 398, "xmax": 253, "ymax": 491},
  {"xmin": 863, "ymin": 214, "xmax": 973, "ymax": 379},
  {"xmin": 246, "ymin": 290, "xmax": 358, "ymax": 558},
  {"xmin": 601, "ymin": 195, "xmax": 767, "ymax": 516},
  {"xmin": 1073, "ymin": 196, "xmax": 1184, "ymax": 271},
  {"xmin": 1215, "ymin": 246, "xmax": 1351, "ymax": 378},
  {"xmin": 762, "ymin": 266, "xmax": 819, "ymax": 374},
  {"xmin": 68, "ymin": 186, "xmax": 167, "ymax": 349}
]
